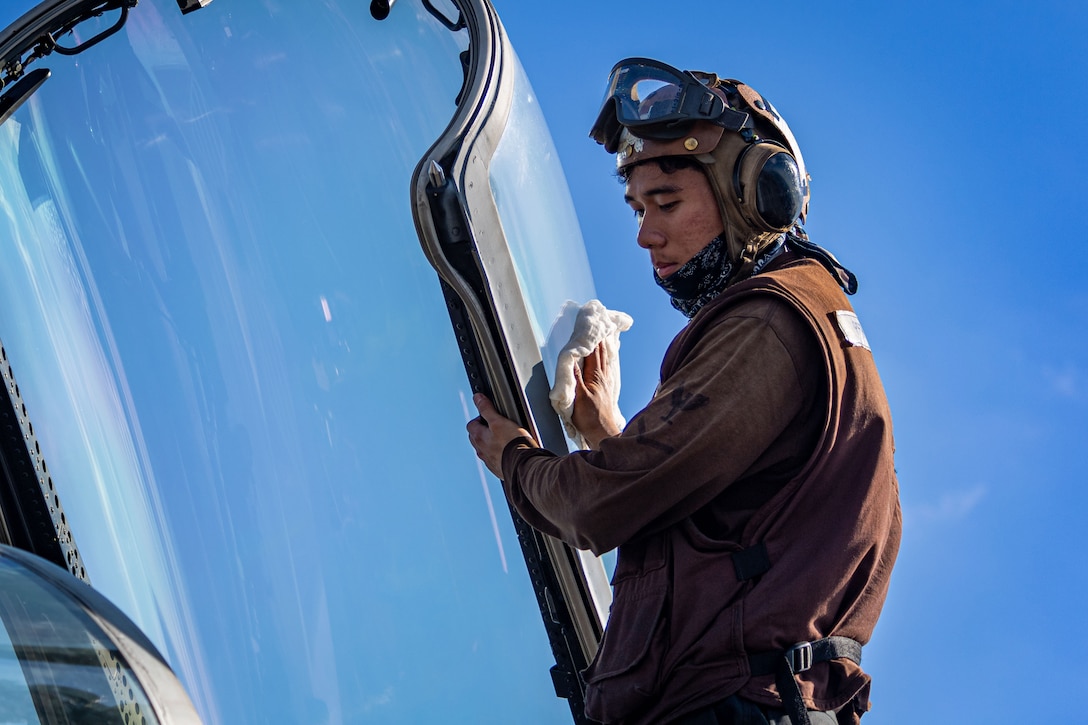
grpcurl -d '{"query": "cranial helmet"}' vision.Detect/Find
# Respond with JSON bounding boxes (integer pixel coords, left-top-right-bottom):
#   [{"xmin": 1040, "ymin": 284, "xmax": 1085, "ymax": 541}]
[{"xmin": 590, "ymin": 58, "xmax": 810, "ymax": 274}]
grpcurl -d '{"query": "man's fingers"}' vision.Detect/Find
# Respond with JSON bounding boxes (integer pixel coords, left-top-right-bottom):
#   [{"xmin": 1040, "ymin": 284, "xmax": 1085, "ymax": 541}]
[
  {"xmin": 573, "ymin": 360, "xmax": 586, "ymax": 391},
  {"xmin": 574, "ymin": 359, "xmax": 599, "ymax": 397},
  {"xmin": 596, "ymin": 339, "xmax": 613, "ymax": 370},
  {"xmin": 581, "ymin": 349, "xmax": 596, "ymax": 380},
  {"xmin": 472, "ymin": 393, "xmax": 500, "ymax": 423},
  {"xmin": 466, "ymin": 415, "xmax": 485, "ymax": 441},
  {"xmin": 577, "ymin": 343, "xmax": 611, "ymax": 391}
]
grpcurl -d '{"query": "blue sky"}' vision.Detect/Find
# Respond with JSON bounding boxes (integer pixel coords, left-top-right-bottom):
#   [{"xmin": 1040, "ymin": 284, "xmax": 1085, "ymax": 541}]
[{"xmin": 490, "ymin": 1, "xmax": 1088, "ymax": 721}]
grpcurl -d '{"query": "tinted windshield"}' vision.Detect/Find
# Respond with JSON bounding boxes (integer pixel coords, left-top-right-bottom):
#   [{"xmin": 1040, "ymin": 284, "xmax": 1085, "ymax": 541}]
[{"xmin": 0, "ymin": 0, "xmax": 571, "ymax": 721}]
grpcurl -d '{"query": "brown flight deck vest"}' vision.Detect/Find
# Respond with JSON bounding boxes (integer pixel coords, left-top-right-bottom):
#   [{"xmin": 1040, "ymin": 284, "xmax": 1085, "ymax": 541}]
[{"xmin": 583, "ymin": 258, "xmax": 902, "ymax": 725}]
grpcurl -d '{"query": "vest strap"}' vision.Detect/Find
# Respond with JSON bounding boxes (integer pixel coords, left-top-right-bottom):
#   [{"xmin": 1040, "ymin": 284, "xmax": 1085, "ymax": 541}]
[{"xmin": 748, "ymin": 636, "xmax": 862, "ymax": 725}]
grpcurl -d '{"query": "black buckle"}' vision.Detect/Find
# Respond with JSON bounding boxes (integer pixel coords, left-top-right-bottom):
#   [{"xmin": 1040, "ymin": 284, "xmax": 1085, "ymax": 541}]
[{"xmin": 785, "ymin": 641, "xmax": 813, "ymax": 673}]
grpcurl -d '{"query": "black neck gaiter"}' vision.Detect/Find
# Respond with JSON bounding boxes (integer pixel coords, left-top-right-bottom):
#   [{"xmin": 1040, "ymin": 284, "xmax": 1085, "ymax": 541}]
[{"xmin": 654, "ymin": 234, "xmax": 786, "ymax": 318}]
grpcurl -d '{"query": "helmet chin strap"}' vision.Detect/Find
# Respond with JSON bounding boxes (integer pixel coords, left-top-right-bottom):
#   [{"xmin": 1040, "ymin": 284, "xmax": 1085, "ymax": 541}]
[{"xmin": 715, "ymin": 193, "xmax": 782, "ymax": 284}]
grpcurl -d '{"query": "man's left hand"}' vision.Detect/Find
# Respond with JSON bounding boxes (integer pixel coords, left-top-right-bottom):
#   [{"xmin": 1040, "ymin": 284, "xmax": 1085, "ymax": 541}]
[{"xmin": 467, "ymin": 394, "xmax": 536, "ymax": 478}]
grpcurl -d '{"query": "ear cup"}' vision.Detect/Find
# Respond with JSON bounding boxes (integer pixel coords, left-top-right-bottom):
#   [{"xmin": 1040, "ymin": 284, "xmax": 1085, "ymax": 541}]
[
  {"xmin": 733, "ymin": 141, "xmax": 804, "ymax": 231},
  {"xmin": 755, "ymin": 151, "xmax": 803, "ymax": 229}
]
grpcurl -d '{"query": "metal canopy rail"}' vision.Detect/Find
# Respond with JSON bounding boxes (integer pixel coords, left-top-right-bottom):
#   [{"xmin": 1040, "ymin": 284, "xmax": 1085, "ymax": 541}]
[{"xmin": 412, "ymin": 1, "xmax": 609, "ymax": 721}]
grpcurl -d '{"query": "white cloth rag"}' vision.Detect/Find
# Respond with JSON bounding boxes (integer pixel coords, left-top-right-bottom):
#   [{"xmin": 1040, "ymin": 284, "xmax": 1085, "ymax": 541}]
[{"xmin": 549, "ymin": 300, "xmax": 633, "ymax": 450}]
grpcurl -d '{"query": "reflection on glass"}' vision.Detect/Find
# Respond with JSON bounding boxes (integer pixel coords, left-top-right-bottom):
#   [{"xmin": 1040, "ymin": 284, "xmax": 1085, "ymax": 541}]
[
  {"xmin": 0, "ymin": 1, "xmax": 570, "ymax": 722},
  {"xmin": 0, "ymin": 549, "xmax": 159, "ymax": 725},
  {"xmin": 489, "ymin": 57, "xmax": 598, "ymax": 388},
  {"xmin": 0, "ymin": 614, "xmax": 37, "ymax": 725}
]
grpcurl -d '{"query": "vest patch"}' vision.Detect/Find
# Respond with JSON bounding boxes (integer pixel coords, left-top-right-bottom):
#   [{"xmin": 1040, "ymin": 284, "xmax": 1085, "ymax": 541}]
[{"xmin": 834, "ymin": 310, "xmax": 871, "ymax": 351}]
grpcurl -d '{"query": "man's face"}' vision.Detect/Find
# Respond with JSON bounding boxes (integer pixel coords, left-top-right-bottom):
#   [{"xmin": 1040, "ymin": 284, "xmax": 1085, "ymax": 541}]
[{"xmin": 624, "ymin": 163, "xmax": 723, "ymax": 279}]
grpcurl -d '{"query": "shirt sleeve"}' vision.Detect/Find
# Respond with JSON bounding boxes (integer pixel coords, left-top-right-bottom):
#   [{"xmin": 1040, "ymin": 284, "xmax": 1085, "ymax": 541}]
[{"xmin": 500, "ymin": 295, "xmax": 822, "ymax": 556}]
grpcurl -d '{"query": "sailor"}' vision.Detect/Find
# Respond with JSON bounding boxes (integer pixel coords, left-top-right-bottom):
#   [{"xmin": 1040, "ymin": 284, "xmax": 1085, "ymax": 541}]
[{"xmin": 468, "ymin": 58, "xmax": 901, "ymax": 725}]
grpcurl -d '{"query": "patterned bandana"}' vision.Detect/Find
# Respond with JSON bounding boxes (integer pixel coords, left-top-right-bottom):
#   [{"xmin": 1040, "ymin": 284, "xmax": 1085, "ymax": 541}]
[{"xmin": 654, "ymin": 234, "xmax": 787, "ymax": 318}]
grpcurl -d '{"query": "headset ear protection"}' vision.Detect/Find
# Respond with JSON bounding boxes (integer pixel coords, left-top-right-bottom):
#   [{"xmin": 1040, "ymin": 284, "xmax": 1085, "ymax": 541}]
[
  {"xmin": 732, "ymin": 138, "xmax": 805, "ymax": 232},
  {"xmin": 722, "ymin": 79, "xmax": 808, "ymax": 232}
]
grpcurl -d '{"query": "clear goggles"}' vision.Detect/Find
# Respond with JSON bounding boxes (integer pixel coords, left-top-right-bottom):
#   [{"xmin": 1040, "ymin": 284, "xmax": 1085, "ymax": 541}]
[{"xmin": 589, "ymin": 57, "xmax": 748, "ymax": 153}]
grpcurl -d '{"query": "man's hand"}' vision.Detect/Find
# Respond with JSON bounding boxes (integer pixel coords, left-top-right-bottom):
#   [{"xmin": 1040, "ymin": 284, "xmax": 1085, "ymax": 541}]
[
  {"xmin": 572, "ymin": 342, "xmax": 623, "ymax": 449},
  {"xmin": 467, "ymin": 394, "xmax": 536, "ymax": 479}
]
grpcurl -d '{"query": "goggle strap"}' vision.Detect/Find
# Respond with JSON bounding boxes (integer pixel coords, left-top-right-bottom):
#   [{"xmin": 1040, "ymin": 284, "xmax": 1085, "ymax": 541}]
[{"xmin": 714, "ymin": 106, "xmax": 752, "ymax": 133}]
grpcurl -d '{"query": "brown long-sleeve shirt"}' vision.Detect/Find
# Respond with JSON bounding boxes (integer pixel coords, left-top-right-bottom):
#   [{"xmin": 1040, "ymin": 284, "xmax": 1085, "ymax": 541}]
[{"xmin": 502, "ymin": 292, "xmax": 824, "ymax": 555}]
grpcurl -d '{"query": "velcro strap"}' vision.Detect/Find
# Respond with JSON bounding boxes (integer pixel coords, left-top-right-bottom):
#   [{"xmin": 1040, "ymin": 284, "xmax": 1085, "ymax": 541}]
[{"xmin": 732, "ymin": 542, "xmax": 771, "ymax": 581}]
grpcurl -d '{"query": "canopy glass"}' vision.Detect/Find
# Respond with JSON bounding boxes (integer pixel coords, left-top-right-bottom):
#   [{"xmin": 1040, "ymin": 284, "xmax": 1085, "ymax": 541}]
[{"xmin": 0, "ymin": 0, "xmax": 596, "ymax": 721}]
